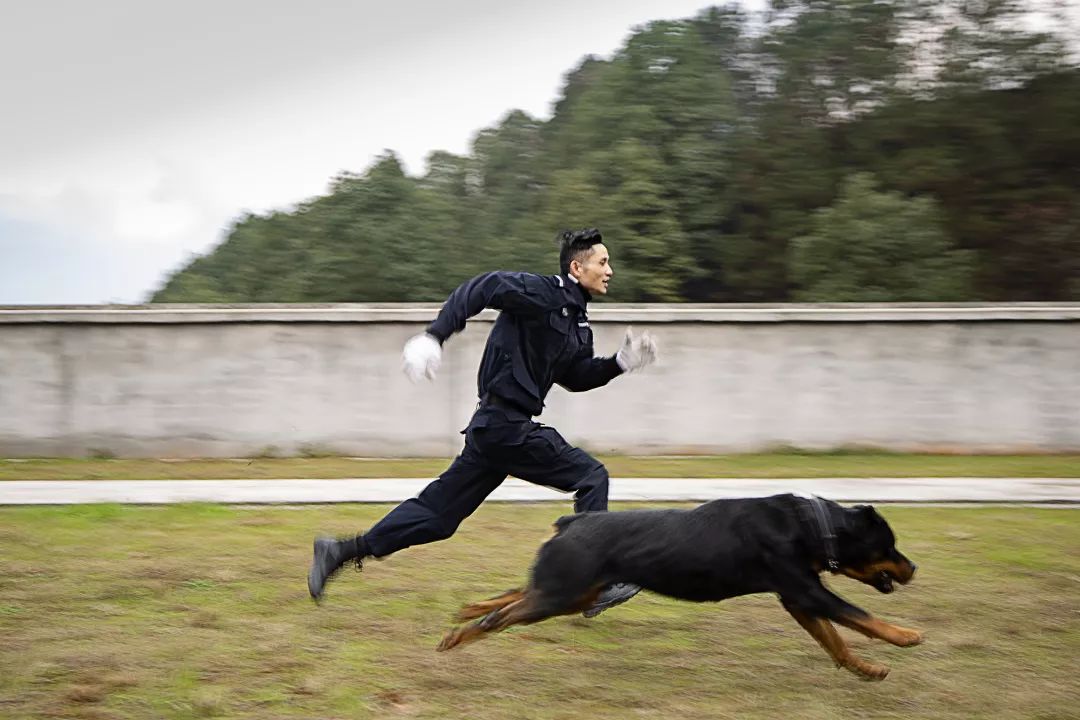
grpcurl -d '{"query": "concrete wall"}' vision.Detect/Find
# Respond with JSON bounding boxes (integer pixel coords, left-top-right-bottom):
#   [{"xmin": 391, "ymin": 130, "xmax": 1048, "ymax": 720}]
[{"xmin": 1, "ymin": 304, "xmax": 1078, "ymax": 457}]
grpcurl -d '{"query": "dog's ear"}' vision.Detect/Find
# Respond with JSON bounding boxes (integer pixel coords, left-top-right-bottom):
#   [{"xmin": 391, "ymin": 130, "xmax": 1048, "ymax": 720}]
[{"xmin": 851, "ymin": 504, "xmax": 882, "ymax": 527}]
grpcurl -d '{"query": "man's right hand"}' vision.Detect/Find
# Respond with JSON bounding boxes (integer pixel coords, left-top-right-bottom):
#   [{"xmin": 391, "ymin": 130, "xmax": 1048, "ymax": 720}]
[
  {"xmin": 402, "ymin": 333, "xmax": 442, "ymax": 383},
  {"xmin": 615, "ymin": 328, "xmax": 658, "ymax": 373}
]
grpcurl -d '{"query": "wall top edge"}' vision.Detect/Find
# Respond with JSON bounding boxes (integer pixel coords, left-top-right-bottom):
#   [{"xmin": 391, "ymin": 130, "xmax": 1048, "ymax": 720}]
[{"xmin": 1, "ymin": 303, "xmax": 1079, "ymax": 324}]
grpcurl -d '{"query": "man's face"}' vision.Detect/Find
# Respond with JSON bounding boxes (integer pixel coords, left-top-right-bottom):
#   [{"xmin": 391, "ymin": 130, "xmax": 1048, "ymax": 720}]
[{"xmin": 571, "ymin": 243, "xmax": 613, "ymax": 295}]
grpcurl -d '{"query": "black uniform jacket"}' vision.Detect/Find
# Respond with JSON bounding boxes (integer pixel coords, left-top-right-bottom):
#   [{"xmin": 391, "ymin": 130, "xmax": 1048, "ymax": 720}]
[{"xmin": 426, "ymin": 271, "xmax": 623, "ymax": 417}]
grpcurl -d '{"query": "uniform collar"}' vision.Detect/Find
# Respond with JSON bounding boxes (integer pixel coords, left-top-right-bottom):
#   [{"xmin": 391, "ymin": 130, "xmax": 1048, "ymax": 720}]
[{"xmin": 561, "ymin": 273, "xmax": 591, "ymax": 306}]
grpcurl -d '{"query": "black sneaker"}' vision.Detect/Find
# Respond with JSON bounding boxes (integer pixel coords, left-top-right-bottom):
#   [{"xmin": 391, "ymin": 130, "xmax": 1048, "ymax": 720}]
[
  {"xmin": 582, "ymin": 582, "xmax": 641, "ymax": 618},
  {"xmin": 307, "ymin": 535, "xmax": 365, "ymax": 602}
]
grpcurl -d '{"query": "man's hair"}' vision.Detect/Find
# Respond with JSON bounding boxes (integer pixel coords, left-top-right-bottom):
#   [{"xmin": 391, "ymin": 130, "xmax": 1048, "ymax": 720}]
[{"xmin": 558, "ymin": 228, "xmax": 604, "ymax": 275}]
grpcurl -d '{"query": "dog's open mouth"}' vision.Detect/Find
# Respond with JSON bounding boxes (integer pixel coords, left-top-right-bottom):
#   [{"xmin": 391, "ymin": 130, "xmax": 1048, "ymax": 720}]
[{"xmin": 872, "ymin": 571, "xmax": 896, "ymax": 594}]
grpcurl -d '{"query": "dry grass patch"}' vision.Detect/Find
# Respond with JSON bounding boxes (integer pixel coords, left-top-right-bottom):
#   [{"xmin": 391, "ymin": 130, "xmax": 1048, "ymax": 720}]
[{"xmin": 0, "ymin": 503, "xmax": 1076, "ymax": 719}]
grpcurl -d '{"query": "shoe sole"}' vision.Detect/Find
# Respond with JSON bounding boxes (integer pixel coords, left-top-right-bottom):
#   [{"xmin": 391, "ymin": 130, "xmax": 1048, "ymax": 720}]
[
  {"xmin": 582, "ymin": 586, "xmax": 641, "ymax": 618},
  {"xmin": 582, "ymin": 597, "xmax": 629, "ymax": 618},
  {"xmin": 308, "ymin": 537, "xmax": 335, "ymax": 602}
]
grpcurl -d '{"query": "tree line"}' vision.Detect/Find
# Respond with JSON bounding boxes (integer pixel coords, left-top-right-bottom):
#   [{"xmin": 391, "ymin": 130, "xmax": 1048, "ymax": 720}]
[{"xmin": 153, "ymin": 0, "xmax": 1079, "ymax": 304}]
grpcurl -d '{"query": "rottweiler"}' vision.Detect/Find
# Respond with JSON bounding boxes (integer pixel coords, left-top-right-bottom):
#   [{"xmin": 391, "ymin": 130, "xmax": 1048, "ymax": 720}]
[{"xmin": 438, "ymin": 493, "xmax": 921, "ymax": 680}]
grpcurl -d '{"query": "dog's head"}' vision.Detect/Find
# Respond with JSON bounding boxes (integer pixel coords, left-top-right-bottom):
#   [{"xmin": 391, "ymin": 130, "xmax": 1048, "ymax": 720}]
[{"xmin": 836, "ymin": 505, "xmax": 917, "ymax": 594}]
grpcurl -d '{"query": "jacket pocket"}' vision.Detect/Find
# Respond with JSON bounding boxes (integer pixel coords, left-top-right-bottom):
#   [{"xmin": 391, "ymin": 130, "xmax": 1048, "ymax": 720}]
[
  {"xmin": 575, "ymin": 322, "xmax": 592, "ymax": 348},
  {"xmin": 547, "ymin": 310, "xmax": 573, "ymax": 335}
]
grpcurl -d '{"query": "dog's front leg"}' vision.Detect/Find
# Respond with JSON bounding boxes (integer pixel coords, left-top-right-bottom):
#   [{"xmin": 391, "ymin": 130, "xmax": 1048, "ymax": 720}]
[
  {"xmin": 781, "ymin": 601, "xmax": 890, "ymax": 681},
  {"xmin": 833, "ymin": 614, "xmax": 923, "ymax": 647},
  {"xmin": 788, "ymin": 575, "xmax": 924, "ymax": 648}
]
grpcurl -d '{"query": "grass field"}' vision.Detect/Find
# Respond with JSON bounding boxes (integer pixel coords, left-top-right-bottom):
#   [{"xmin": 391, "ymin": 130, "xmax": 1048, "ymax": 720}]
[
  {"xmin": 3, "ymin": 452, "xmax": 1080, "ymax": 480},
  {"xmin": 1, "ymin": 503, "xmax": 1077, "ymax": 719}
]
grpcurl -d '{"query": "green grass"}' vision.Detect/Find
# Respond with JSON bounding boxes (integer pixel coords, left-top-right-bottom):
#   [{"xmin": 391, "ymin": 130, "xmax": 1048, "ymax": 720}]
[
  {"xmin": 2, "ymin": 452, "xmax": 1079, "ymax": 480},
  {"xmin": 1, "ymin": 503, "xmax": 1077, "ymax": 719}
]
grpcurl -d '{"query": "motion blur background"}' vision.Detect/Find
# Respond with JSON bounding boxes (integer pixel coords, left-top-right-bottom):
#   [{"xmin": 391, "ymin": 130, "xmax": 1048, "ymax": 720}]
[
  {"xmin": 3, "ymin": 0, "xmax": 1079, "ymax": 457},
  {"xmin": 3, "ymin": 0, "xmax": 1078, "ymax": 306},
  {"xmin": 2, "ymin": 6, "xmax": 1079, "ymax": 719}
]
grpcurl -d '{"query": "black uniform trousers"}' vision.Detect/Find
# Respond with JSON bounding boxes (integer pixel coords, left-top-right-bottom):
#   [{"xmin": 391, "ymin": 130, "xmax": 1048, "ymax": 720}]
[{"xmin": 363, "ymin": 404, "xmax": 609, "ymax": 558}]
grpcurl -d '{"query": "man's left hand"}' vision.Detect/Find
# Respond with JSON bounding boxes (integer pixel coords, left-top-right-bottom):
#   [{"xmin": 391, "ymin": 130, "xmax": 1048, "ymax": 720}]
[{"xmin": 616, "ymin": 328, "xmax": 658, "ymax": 373}]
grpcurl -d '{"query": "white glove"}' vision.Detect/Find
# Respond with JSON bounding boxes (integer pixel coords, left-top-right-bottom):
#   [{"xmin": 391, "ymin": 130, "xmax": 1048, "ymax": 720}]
[
  {"xmin": 615, "ymin": 327, "xmax": 658, "ymax": 373},
  {"xmin": 402, "ymin": 333, "xmax": 442, "ymax": 383}
]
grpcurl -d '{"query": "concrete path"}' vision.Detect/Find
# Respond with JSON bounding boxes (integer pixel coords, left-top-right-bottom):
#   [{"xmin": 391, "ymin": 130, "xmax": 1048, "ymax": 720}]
[{"xmin": 1, "ymin": 477, "xmax": 1078, "ymax": 505}]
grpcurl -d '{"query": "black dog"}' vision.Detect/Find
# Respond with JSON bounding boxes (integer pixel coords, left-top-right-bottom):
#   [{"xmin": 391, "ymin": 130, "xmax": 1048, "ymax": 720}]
[{"xmin": 438, "ymin": 494, "xmax": 921, "ymax": 680}]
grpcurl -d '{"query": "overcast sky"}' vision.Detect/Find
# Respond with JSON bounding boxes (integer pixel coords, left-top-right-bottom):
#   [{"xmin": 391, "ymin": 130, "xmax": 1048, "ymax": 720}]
[
  {"xmin": 2, "ymin": 0, "xmax": 1073, "ymax": 305},
  {"xmin": 0, "ymin": 0, "xmax": 741, "ymax": 304}
]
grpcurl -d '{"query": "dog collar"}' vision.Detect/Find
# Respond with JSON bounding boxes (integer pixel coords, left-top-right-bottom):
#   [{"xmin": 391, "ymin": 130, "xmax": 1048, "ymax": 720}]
[{"xmin": 799, "ymin": 494, "xmax": 840, "ymax": 571}]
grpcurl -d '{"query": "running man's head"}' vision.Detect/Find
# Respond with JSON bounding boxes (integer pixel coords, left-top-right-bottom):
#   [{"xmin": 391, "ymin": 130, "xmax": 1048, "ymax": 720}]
[{"xmin": 559, "ymin": 228, "xmax": 613, "ymax": 295}]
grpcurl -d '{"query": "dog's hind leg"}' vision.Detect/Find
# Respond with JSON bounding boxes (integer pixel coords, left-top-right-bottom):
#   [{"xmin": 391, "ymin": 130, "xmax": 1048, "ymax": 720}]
[
  {"xmin": 438, "ymin": 598, "xmax": 530, "ymax": 651},
  {"xmin": 833, "ymin": 614, "xmax": 923, "ymax": 647},
  {"xmin": 439, "ymin": 530, "xmax": 606, "ymax": 652},
  {"xmin": 437, "ymin": 586, "xmax": 602, "ymax": 652},
  {"xmin": 455, "ymin": 588, "xmax": 526, "ymax": 622},
  {"xmin": 782, "ymin": 602, "xmax": 890, "ymax": 681}
]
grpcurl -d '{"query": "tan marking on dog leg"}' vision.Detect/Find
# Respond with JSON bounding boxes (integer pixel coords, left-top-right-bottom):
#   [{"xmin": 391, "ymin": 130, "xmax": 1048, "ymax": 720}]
[
  {"xmin": 438, "ymin": 587, "xmax": 603, "ymax": 653},
  {"xmin": 456, "ymin": 589, "xmax": 526, "ymax": 621},
  {"xmin": 438, "ymin": 598, "xmax": 528, "ymax": 652},
  {"xmin": 836, "ymin": 614, "xmax": 923, "ymax": 647},
  {"xmin": 785, "ymin": 606, "xmax": 890, "ymax": 681}
]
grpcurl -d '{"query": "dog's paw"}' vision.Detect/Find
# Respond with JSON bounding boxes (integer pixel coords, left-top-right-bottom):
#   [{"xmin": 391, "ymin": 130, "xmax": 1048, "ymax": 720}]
[
  {"xmin": 855, "ymin": 662, "xmax": 890, "ymax": 681},
  {"xmin": 436, "ymin": 631, "xmax": 457, "ymax": 652},
  {"xmin": 895, "ymin": 628, "xmax": 923, "ymax": 647}
]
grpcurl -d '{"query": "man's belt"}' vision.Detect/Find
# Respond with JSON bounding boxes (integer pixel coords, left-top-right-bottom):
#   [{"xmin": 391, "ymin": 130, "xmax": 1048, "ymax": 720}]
[{"xmin": 480, "ymin": 392, "xmax": 532, "ymax": 417}]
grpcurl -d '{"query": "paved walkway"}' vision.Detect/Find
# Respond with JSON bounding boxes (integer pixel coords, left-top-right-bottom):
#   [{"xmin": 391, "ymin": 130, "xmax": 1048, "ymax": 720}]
[{"xmin": 1, "ymin": 477, "xmax": 1078, "ymax": 505}]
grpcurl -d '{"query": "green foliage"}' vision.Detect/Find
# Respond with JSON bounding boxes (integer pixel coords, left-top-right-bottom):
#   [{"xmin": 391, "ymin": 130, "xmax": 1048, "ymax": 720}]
[
  {"xmin": 789, "ymin": 173, "xmax": 975, "ymax": 301},
  {"xmin": 151, "ymin": 0, "xmax": 1078, "ymax": 304}
]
